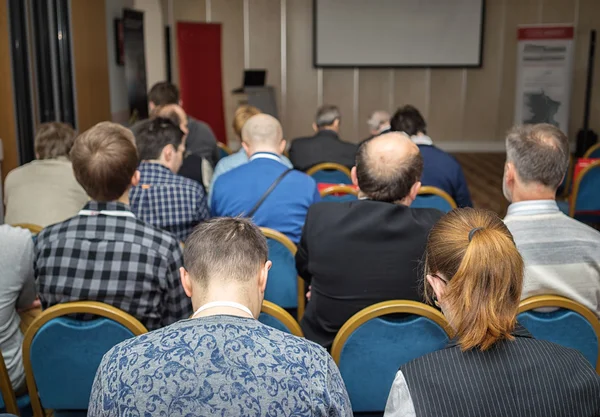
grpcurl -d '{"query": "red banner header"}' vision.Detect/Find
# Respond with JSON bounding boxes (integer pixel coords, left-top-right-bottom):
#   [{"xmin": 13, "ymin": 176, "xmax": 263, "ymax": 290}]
[{"xmin": 518, "ymin": 26, "xmax": 574, "ymax": 40}]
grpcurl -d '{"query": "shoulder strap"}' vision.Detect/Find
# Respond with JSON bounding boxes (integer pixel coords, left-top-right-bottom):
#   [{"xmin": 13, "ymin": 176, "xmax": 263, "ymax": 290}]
[{"xmin": 247, "ymin": 169, "xmax": 293, "ymax": 218}]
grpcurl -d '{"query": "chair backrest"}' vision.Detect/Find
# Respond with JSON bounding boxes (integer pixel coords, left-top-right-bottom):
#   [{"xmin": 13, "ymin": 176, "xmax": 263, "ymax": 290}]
[
  {"xmin": 306, "ymin": 163, "xmax": 352, "ymax": 185},
  {"xmin": 331, "ymin": 300, "xmax": 453, "ymax": 413},
  {"xmin": 23, "ymin": 302, "xmax": 147, "ymax": 417},
  {"xmin": 10, "ymin": 224, "xmax": 43, "ymax": 235},
  {"xmin": 217, "ymin": 142, "xmax": 233, "ymax": 159},
  {"xmin": 320, "ymin": 185, "xmax": 358, "ymax": 202},
  {"xmin": 260, "ymin": 228, "xmax": 305, "ymax": 320},
  {"xmin": 518, "ymin": 295, "xmax": 600, "ymax": 373},
  {"xmin": 258, "ymin": 300, "xmax": 304, "ymax": 337},
  {"xmin": 0, "ymin": 352, "xmax": 18, "ymax": 415},
  {"xmin": 583, "ymin": 143, "xmax": 600, "ymax": 159},
  {"xmin": 412, "ymin": 186, "xmax": 457, "ymax": 212},
  {"xmin": 570, "ymin": 160, "xmax": 600, "ymax": 217}
]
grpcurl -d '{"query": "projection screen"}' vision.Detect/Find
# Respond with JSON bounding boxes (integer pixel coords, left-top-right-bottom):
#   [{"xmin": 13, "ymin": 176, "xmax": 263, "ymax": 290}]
[{"xmin": 314, "ymin": 0, "xmax": 485, "ymax": 67}]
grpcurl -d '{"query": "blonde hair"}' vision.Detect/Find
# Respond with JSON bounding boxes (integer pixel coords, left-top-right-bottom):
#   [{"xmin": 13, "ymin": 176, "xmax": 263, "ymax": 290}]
[
  {"xmin": 233, "ymin": 105, "xmax": 261, "ymax": 139},
  {"xmin": 424, "ymin": 208, "xmax": 524, "ymax": 351}
]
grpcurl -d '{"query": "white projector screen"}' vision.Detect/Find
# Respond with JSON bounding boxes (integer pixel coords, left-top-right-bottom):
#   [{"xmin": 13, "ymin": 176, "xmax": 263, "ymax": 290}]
[{"xmin": 314, "ymin": 0, "xmax": 485, "ymax": 67}]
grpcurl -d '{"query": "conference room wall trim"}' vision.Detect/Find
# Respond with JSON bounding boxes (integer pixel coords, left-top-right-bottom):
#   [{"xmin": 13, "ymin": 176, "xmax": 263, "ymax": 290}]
[{"xmin": 163, "ymin": 0, "xmax": 600, "ymax": 149}]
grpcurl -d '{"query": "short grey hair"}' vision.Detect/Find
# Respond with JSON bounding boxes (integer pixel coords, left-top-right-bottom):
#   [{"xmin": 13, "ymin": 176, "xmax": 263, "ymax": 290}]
[
  {"xmin": 367, "ymin": 111, "xmax": 391, "ymax": 131},
  {"xmin": 505, "ymin": 123, "xmax": 569, "ymax": 189},
  {"xmin": 315, "ymin": 105, "xmax": 341, "ymax": 128},
  {"xmin": 183, "ymin": 217, "xmax": 268, "ymax": 287}
]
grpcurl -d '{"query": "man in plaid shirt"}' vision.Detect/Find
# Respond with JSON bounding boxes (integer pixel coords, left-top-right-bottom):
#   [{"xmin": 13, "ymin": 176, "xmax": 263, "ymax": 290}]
[
  {"xmin": 34, "ymin": 122, "xmax": 192, "ymax": 331},
  {"xmin": 129, "ymin": 118, "xmax": 209, "ymax": 242}
]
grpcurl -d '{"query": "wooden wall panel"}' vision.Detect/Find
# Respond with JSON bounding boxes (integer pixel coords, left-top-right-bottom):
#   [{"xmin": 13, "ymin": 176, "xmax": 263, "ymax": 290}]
[
  {"xmin": 323, "ymin": 69, "xmax": 355, "ymax": 143},
  {"xmin": 0, "ymin": 1, "xmax": 17, "ymax": 180},
  {"xmin": 249, "ymin": 0, "xmax": 281, "ymax": 119},
  {"xmin": 213, "ymin": 0, "xmax": 244, "ymax": 144},
  {"xmin": 71, "ymin": 0, "xmax": 111, "ymax": 131},
  {"xmin": 428, "ymin": 69, "xmax": 465, "ymax": 141},
  {"xmin": 393, "ymin": 69, "xmax": 429, "ymax": 121},
  {"xmin": 171, "ymin": 0, "xmax": 206, "ymax": 88},
  {"xmin": 358, "ymin": 69, "xmax": 391, "ymax": 140},
  {"xmin": 286, "ymin": 0, "xmax": 318, "ymax": 141}
]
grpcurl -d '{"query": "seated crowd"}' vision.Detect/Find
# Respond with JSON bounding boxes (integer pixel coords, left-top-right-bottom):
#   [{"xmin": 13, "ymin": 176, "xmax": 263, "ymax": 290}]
[{"xmin": 1, "ymin": 80, "xmax": 600, "ymax": 416}]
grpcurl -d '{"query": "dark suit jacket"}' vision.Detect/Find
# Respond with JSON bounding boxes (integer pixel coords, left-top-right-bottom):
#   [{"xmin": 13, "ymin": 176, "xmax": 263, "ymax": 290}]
[
  {"xmin": 296, "ymin": 200, "xmax": 443, "ymax": 348},
  {"xmin": 289, "ymin": 130, "xmax": 358, "ymax": 172}
]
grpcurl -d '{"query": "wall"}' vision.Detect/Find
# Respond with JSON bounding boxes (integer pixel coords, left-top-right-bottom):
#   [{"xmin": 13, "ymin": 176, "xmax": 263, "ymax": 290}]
[
  {"xmin": 0, "ymin": 0, "xmax": 18, "ymax": 180},
  {"xmin": 162, "ymin": 0, "xmax": 600, "ymax": 149},
  {"xmin": 133, "ymin": 0, "xmax": 166, "ymax": 90},
  {"xmin": 105, "ymin": 0, "xmax": 134, "ymax": 123}
]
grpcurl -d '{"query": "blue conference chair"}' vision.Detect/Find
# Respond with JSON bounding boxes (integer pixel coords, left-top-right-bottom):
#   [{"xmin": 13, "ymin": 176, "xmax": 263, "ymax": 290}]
[
  {"xmin": 320, "ymin": 185, "xmax": 358, "ymax": 202},
  {"xmin": 557, "ymin": 154, "xmax": 574, "ymax": 198},
  {"xmin": 518, "ymin": 295, "xmax": 600, "ymax": 373},
  {"xmin": 412, "ymin": 186, "xmax": 457, "ymax": 213},
  {"xmin": 0, "ymin": 352, "xmax": 31, "ymax": 417},
  {"xmin": 260, "ymin": 228, "xmax": 305, "ymax": 321},
  {"xmin": 583, "ymin": 143, "xmax": 600, "ymax": 159},
  {"xmin": 22, "ymin": 302, "xmax": 147, "ymax": 417},
  {"xmin": 217, "ymin": 142, "xmax": 232, "ymax": 160},
  {"xmin": 331, "ymin": 301, "xmax": 453, "ymax": 413},
  {"xmin": 258, "ymin": 300, "xmax": 304, "ymax": 337},
  {"xmin": 306, "ymin": 163, "xmax": 352, "ymax": 185},
  {"xmin": 569, "ymin": 160, "xmax": 600, "ymax": 222}
]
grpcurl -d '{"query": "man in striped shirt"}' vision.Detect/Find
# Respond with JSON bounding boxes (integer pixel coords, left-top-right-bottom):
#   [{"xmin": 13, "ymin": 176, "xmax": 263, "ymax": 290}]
[{"xmin": 502, "ymin": 123, "xmax": 600, "ymax": 318}]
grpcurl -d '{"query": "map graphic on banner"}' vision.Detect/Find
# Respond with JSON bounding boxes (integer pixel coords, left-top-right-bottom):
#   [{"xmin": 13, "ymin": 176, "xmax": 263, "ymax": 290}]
[{"xmin": 514, "ymin": 25, "xmax": 574, "ymax": 133}]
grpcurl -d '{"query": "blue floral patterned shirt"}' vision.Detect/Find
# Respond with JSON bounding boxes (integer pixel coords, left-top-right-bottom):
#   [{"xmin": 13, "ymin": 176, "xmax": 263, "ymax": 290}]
[{"xmin": 88, "ymin": 315, "xmax": 352, "ymax": 416}]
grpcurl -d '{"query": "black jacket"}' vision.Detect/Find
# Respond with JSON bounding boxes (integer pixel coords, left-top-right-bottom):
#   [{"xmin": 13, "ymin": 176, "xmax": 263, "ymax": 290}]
[
  {"xmin": 289, "ymin": 130, "xmax": 358, "ymax": 172},
  {"xmin": 296, "ymin": 200, "xmax": 443, "ymax": 348}
]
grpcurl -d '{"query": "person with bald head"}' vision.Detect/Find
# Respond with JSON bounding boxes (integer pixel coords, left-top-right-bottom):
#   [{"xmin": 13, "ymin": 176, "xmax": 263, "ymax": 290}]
[
  {"xmin": 211, "ymin": 114, "xmax": 320, "ymax": 243},
  {"xmin": 296, "ymin": 132, "xmax": 444, "ymax": 348}
]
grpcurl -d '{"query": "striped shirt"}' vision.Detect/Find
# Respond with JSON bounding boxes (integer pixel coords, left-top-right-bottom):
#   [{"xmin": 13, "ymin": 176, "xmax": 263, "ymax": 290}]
[{"xmin": 504, "ymin": 200, "xmax": 600, "ymax": 318}]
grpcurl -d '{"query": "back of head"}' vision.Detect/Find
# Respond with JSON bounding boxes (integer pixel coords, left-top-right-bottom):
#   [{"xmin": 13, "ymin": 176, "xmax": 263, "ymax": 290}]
[
  {"xmin": 241, "ymin": 114, "xmax": 283, "ymax": 151},
  {"xmin": 390, "ymin": 105, "xmax": 427, "ymax": 136},
  {"xmin": 367, "ymin": 110, "xmax": 391, "ymax": 132},
  {"xmin": 148, "ymin": 82, "xmax": 179, "ymax": 106},
  {"xmin": 35, "ymin": 122, "xmax": 76, "ymax": 160},
  {"xmin": 356, "ymin": 132, "xmax": 423, "ymax": 202},
  {"xmin": 151, "ymin": 104, "xmax": 185, "ymax": 125},
  {"xmin": 183, "ymin": 217, "xmax": 268, "ymax": 291},
  {"xmin": 70, "ymin": 122, "xmax": 139, "ymax": 201},
  {"xmin": 233, "ymin": 105, "xmax": 261, "ymax": 139},
  {"xmin": 506, "ymin": 123, "xmax": 569, "ymax": 189},
  {"xmin": 134, "ymin": 118, "xmax": 184, "ymax": 161},
  {"xmin": 315, "ymin": 105, "xmax": 341, "ymax": 129},
  {"xmin": 425, "ymin": 208, "xmax": 524, "ymax": 351}
]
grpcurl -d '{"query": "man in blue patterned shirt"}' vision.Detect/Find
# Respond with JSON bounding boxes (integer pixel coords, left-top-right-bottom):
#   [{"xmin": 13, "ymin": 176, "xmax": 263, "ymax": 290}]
[
  {"xmin": 89, "ymin": 217, "xmax": 352, "ymax": 416},
  {"xmin": 130, "ymin": 118, "xmax": 209, "ymax": 242},
  {"xmin": 35, "ymin": 122, "xmax": 191, "ymax": 331}
]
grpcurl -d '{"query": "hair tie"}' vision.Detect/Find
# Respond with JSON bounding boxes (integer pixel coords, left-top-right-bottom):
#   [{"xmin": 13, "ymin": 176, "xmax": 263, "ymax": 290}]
[{"xmin": 468, "ymin": 227, "xmax": 484, "ymax": 242}]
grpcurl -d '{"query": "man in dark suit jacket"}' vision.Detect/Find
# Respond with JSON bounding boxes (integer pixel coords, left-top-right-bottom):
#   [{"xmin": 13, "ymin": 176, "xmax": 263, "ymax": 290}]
[
  {"xmin": 296, "ymin": 132, "xmax": 443, "ymax": 348},
  {"xmin": 288, "ymin": 105, "xmax": 358, "ymax": 171}
]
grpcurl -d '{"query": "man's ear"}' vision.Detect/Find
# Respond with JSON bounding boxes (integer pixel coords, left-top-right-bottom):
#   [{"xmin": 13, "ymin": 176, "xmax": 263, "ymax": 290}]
[
  {"xmin": 279, "ymin": 139, "xmax": 287, "ymax": 155},
  {"xmin": 131, "ymin": 170, "xmax": 141, "ymax": 187},
  {"xmin": 312, "ymin": 123, "xmax": 318, "ymax": 133},
  {"xmin": 332, "ymin": 119, "xmax": 340, "ymax": 129},
  {"xmin": 259, "ymin": 260, "xmax": 272, "ymax": 294},
  {"xmin": 180, "ymin": 267, "xmax": 193, "ymax": 298},
  {"xmin": 505, "ymin": 162, "xmax": 515, "ymax": 183},
  {"xmin": 162, "ymin": 144, "xmax": 175, "ymax": 163},
  {"xmin": 351, "ymin": 166, "xmax": 359, "ymax": 187},
  {"xmin": 241, "ymin": 141, "xmax": 250, "ymax": 156},
  {"xmin": 409, "ymin": 181, "xmax": 421, "ymax": 201}
]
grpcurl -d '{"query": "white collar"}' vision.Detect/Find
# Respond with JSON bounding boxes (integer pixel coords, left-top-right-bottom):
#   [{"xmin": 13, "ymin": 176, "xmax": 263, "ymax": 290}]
[
  {"xmin": 249, "ymin": 152, "xmax": 284, "ymax": 164},
  {"xmin": 410, "ymin": 135, "xmax": 434, "ymax": 146},
  {"xmin": 192, "ymin": 301, "xmax": 254, "ymax": 319},
  {"xmin": 78, "ymin": 209, "xmax": 136, "ymax": 219}
]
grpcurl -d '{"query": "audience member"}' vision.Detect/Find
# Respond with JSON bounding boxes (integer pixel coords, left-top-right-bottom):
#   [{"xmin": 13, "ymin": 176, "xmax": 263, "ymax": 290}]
[
  {"xmin": 391, "ymin": 105, "xmax": 472, "ymax": 207},
  {"xmin": 209, "ymin": 105, "xmax": 293, "ymax": 205},
  {"xmin": 35, "ymin": 122, "xmax": 191, "ymax": 330},
  {"xmin": 289, "ymin": 105, "xmax": 358, "ymax": 171},
  {"xmin": 211, "ymin": 114, "xmax": 320, "ymax": 244},
  {"xmin": 129, "ymin": 118, "xmax": 209, "ymax": 242},
  {"xmin": 361, "ymin": 110, "xmax": 391, "ymax": 143},
  {"xmin": 4, "ymin": 122, "xmax": 89, "ymax": 227},
  {"xmin": 0, "ymin": 225, "xmax": 37, "ymax": 394},
  {"xmin": 296, "ymin": 132, "xmax": 443, "ymax": 348},
  {"xmin": 503, "ymin": 124, "xmax": 600, "ymax": 318},
  {"xmin": 143, "ymin": 81, "xmax": 219, "ymax": 167},
  {"xmin": 88, "ymin": 217, "xmax": 352, "ymax": 416},
  {"xmin": 384, "ymin": 208, "xmax": 600, "ymax": 417}
]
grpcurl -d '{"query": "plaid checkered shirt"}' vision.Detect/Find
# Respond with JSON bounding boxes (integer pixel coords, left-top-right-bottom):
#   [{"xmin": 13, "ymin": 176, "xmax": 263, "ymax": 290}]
[
  {"xmin": 34, "ymin": 201, "xmax": 192, "ymax": 331},
  {"xmin": 129, "ymin": 162, "xmax": 209, "ymax": 242}
]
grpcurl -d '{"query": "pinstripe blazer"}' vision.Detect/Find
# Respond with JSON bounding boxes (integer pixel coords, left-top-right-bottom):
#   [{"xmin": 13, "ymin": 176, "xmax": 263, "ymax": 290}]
[{"xmin": 384, "ymin": 324, "xmax": 600, "ymax": 417}]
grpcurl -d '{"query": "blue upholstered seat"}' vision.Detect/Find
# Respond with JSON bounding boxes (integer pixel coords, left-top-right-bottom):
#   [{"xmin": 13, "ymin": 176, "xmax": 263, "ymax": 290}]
[
  {"xmin": 27, "ymin": 317, "xmax": 139, "ymax": 414},
  {"xmin": 412, "ymin": 194, "xmax": 454, "ymax": 212},
  {"xmin": 337, "ymin": 315, "xmax": 450, "ymax": 413},
  {"xmin": 258, "ymin": 312, "xmax": 292, "ymax": 333},
  {"xmin": 571, "ymin": 163, "xmax": 600, "ymax": 222},
  {"xmin": 264, "ymin": 238, "xmax": 298, "ymax": 310},
  {"xmin": 310, "ymin": 170, "xmax": 352, "ymax": 185},
  {"xmin": 518, "ymin": 309, "xmax": 599, "ymax": 368},
  {"xmin": 0, "ymin": 394, "xmax": 32, "ymax": 417}
]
